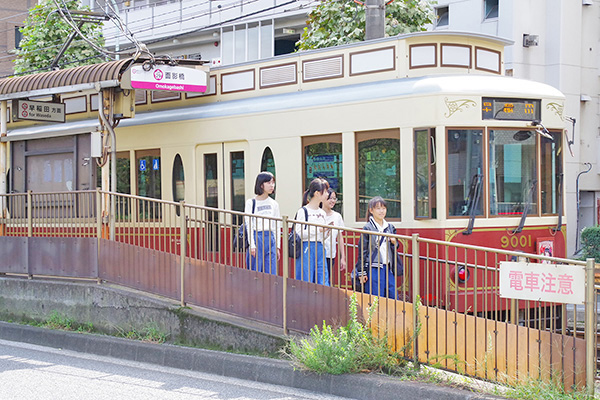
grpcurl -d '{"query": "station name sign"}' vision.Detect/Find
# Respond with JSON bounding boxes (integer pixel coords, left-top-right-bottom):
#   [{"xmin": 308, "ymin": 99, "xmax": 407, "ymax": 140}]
[
  {"xmin": 122, "ymin": 64, "xmax": 209, "ymax": 93},
  {"xmin": 12, "ymin": 99, "xmax": 65, "ymax": 123}
]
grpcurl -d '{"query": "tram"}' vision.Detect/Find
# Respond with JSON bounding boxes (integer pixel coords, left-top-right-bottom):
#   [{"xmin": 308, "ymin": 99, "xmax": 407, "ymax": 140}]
[{"xmin": 5, "ymin": 31, "xmax": 567, "ymax": 289}]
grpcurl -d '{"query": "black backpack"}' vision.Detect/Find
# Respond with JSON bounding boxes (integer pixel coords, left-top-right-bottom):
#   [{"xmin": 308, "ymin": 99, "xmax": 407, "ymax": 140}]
[
  {"xmin": 232, "ymin": 199, "xmax": 255, "ymax": 252},
  {"xmin": 288, "ymin": 207, "xmax": 308, "ymax": 259}
]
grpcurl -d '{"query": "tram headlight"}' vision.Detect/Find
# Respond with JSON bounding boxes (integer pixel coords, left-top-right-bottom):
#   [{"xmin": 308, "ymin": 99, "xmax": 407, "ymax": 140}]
[{"xmin": 451, "ymin": 265, "xmax": 470, "ymax": 284}]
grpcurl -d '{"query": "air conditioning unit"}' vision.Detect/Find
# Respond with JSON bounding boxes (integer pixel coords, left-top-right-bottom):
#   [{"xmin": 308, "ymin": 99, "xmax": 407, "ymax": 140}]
[{"xmin": 523, "ymin": 34, "xmax": 539, "ymax": 47}]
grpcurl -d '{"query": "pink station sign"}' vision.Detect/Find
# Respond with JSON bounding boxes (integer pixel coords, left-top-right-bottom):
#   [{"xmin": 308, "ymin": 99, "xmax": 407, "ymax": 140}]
[
  {"xmin": 499, "ymin": 261, "xmax": 585, "ymax": 304},
  {"xmin": 128, "ymin": 65, "xmax": 208, "ymax": 93}
]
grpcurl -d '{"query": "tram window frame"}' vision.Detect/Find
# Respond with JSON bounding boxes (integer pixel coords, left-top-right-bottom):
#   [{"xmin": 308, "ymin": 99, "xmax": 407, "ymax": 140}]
[
  {"xmin": 540, "ymin": 131, "xmax": 562, "ymax": 215},
  {"xmin": 446, "ymin": 128, "xmax": 485, "ymax": 219},
  {"xmin": 204, "ymin": 153, "xmax": 220, "ymax": 252},
  {"xmin": 136, "ymin": 149, "xmax": 162, "ymax": 221},
  {"xmin": 414, "ymin": 128, "xmax": 436, "ymax": 219},
  {"xmin": 230, "ymin": 151, "xmax": 245, "ymax": 225},
  {"xmin": 302, "ymin": 134, "xmax": 343, "ymax": 214},
  {"xmin": 488, "ymin": 128, "xmax": 538, "ymax": 218},
  {"xmin": 355, "ymin": 129, "xmax": 401, "ymax": 221}
]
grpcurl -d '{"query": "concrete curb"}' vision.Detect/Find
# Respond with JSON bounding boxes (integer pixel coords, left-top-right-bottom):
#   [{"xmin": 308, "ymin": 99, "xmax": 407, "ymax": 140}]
[{"xmin": 0, "ymin": 321, "xmax": 501, "ymax": 400}]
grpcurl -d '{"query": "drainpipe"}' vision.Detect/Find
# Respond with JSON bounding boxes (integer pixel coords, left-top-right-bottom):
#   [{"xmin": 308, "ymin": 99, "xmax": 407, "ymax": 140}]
[{"xmin": 575, "ymin": 162, "xmax": 592, "ymax": 251}]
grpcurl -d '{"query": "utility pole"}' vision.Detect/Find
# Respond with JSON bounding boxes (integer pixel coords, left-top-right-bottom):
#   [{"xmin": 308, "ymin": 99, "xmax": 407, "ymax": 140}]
[{"xmin": 365, "ymin": 0, "xmax": 385, "ymax": 40}]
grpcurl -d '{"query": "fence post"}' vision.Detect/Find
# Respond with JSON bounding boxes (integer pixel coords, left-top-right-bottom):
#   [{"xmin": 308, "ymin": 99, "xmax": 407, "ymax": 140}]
[
  {"xmin": 26, "ymin": 190, "xmax": 32, "ymax": 238},
  {"xmin": 585, "ymin": 258, "xmax": 596, "ymax": 396},
  {"xmin": 179, "ymin": 202, "xmax": 187, "ymax": 307},
  {"xmin": 411, "ymin": 233, "xmax": 420, "ymax": 364},
  {"xmin": 282, "ymin": 216, "xmax": 289, "ymax": 335},
  {"xmin": 96, "ymin": 189, "xmax": 102, "ymax": 284}
]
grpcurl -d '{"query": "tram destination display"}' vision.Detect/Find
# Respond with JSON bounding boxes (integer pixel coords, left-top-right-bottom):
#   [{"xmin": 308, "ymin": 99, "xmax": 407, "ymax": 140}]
[{"xmin": 482, "ymin": 97, "xmax": 540, "ymax": 121}]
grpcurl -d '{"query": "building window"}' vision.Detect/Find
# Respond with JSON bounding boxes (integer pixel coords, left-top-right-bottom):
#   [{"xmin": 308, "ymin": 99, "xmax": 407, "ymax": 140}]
[
  {"xmin": 414, "ymin": 129, "xmax": 436, "ymax": 219},
  {"xmin": 489, "ymin": 129, "xmax": 537, "ymax": 216},
  {"xmin": 303, "ymin": 135, "xmax": 343, "ymax": 213},
  {"xmin": 356, "ymin": 130, "xmax": 401, "ymax": 220},
  {"xmin": 260, "ymin": 147, "xmax": 276, "ymax": 199},
  {"xmin": 484, "ymin": 0, "xmax": 498, "ymax": 20},
  {"xmin": 540, "ymin": 132, "xmax": 562, "ymax": 215},
  {"xmin": 436, "ymin": 6, "xmax": 449, "ymax": 27},
  {"xmin": 14, "ymin": 26, "xmax": 22, "ymax": 49},
  {"xmin": 447, "ymin": 129, "xmax": 484, "ymax": 217}
]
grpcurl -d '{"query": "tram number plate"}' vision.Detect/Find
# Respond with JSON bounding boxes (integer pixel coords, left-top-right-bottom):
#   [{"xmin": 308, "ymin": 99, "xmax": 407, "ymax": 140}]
[{"xmin": 500, "ymin": 234, "xmax": 532, "ymax": 249}]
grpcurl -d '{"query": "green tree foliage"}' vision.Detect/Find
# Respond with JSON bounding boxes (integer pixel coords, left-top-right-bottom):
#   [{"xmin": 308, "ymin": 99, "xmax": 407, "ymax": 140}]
[
  {"xmin": 13, "ymin": 0, "xmax": 105, "ymax": 75},
  {"xmin": 297, "ymin": 0, "xmax": 434, "ymax": 50},
  {"xmin": 580, "ymin": 226, "xmax": 600, "ymax": 261}
]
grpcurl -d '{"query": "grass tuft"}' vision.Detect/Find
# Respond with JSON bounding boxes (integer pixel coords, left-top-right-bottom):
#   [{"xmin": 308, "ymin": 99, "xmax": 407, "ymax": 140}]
[{"xmin": 284, "ymin": 294, "xmax": 410, "ymax": 375}]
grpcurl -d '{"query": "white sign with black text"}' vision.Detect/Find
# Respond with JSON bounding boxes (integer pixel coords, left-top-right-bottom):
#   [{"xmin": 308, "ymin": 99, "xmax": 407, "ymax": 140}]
[{"xmin": 13, "ymin": 99, "xmax": 65, "ymax": 123}]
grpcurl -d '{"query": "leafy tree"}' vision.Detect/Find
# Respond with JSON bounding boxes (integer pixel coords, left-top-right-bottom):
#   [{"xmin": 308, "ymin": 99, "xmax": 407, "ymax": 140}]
[
  {"xmin": 297, "ymin": 0, "xmax": 434, "ymax": 50},
  {"xmin": 13, "ymin": 0, "xmax": 105, "ymax": 75}
]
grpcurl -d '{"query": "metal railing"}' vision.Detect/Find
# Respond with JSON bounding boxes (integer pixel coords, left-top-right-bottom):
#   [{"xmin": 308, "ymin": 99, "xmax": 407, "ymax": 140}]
[{"xmin": 0, "ymin": 189, "xmax": 595, "ymax": 394}]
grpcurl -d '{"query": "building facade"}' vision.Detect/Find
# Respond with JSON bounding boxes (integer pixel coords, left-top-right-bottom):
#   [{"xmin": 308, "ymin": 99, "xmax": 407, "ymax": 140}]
[
  {"xmin": 0, "ymin": 1, "xmax": 35, "ymax": 77},
  {"xmin": 431, "ymin": 0, "xmax": 600, "ymax": 255}
]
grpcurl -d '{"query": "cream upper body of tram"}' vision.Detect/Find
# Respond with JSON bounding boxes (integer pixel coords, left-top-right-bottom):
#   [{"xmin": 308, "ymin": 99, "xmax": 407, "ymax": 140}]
[{"xmin": 6, "ymin": 31, "xmax": 566, "ymax": 255}]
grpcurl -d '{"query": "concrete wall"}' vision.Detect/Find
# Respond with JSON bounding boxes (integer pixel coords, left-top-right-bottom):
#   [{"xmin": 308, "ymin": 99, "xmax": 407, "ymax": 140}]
[{"xmin": 0, "ymin": 277, "xmax": 286, "ymax": 356}]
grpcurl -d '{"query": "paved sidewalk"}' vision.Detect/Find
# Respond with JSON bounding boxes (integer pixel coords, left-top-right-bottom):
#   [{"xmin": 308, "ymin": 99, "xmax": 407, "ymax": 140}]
[{"xmin": 0, "ymin": 321, "xmax": 501, "ymax": 400}]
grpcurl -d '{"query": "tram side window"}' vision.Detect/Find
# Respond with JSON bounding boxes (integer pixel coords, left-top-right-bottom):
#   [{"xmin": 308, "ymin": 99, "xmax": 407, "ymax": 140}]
[
  {"xmin": 172, "ymin": 154, "xmax": 185, "ymax": 202},
  {"xmin": 205, "ymin": 153, "xmax": 219, "ymax": 251},
  {"xmin": 356, "ymin": 130, "xmax": 401, "ymax": 220},
  {"xmin": 540, "ymin": 132, "xmax": 562, "ymax": 215},
  {"xmin": 231, "ymin": 151, "xmax": 245, "ymax": 224},
  {"xmin": 260, "ymin": 147, "xmax": 276, "ymax": 199},
  {"xmin": 447, "ymin": 129, "xmax": 484, "ymax": 217},
  {"xmin": 304, "ymin": 136, "xmax": 343, "ymax": 213},
  {"xmin": 96, "ymin": 151, "xmax": 130, "ymax": 194},
  {"xmin": 415, "ymin": 129, "xmax": 436, "ymax": 219},
  {"xmin": 489, "ymin": 129, "xmax": 537, "ymax": 216},
  {"xmin": 136, "ymin": 149, "xmax": 161, "ymax": 220}
]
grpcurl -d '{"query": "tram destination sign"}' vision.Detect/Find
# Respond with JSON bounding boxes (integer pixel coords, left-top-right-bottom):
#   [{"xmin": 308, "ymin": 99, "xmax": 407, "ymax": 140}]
[
  {"xmin": 499, "ymin": 261, "xmax": 584, "ymax": 304},
  {"xmin": 122, "ymin": 64, "xmax": 209, "ymax": 93},
  {"xmin": 482, "ymin": 97, "xmax": 540, "ymax": 121},
  {"xmin": 12, "ymin": 99, "xmax": 65, "ymax": 123}
]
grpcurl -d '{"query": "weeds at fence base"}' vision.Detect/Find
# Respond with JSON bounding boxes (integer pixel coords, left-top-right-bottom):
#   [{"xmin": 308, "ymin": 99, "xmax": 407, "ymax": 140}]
[
  {"xmin": 115, "ymin": 324, "xmax": 169, "ymax": 344},
  {"xmin": 43, "ymin": 311, "xmax": 94, "ymax": 333},
  {"xmin": 283, "ymin": 294, "xmax": 417, "ymax": 376},
  {"xmin": 498, "ymin": 375, "xmax": 593, "ymax": 400}
]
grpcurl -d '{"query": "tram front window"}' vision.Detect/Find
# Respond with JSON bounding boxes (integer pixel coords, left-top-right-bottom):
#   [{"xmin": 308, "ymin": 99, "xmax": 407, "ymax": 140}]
[
  {"xmin": 541, "ymin": 132, "xmax": 562, "ymax": 215},
  {"xmin": 356, "ymin": 131, "xmax": 401, "ymax": 219},
  {"xmin": 489, "ymin": 129, "xmax": 537, "ymax": 216},
  {"xmin": 447, "ymin": 129, "xmax": 483, "ymax": 217}
]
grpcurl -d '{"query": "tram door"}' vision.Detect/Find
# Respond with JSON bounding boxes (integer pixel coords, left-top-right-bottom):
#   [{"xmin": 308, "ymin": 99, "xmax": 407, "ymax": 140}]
[{"xmin": 196, "ymin": 143, "xmax": 247, "ymax": 252}]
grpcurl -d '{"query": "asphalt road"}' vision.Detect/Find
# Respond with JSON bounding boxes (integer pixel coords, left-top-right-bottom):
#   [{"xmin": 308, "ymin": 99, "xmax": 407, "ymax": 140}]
[{"xmin": 0, "ymin": 339, "xmax": 350, "ymax": 400}]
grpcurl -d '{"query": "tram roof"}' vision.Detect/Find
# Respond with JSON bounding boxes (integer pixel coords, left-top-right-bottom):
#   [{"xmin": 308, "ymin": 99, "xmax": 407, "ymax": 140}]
[{"xmin": 4, "ymin": 74, "xmax": 564, "ymax": 141}]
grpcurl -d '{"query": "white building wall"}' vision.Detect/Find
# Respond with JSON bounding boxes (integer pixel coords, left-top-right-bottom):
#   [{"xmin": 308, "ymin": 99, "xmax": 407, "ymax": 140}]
[{"xmin": 433, "ymin": 0, "xmax": 600, "ymax": 256}]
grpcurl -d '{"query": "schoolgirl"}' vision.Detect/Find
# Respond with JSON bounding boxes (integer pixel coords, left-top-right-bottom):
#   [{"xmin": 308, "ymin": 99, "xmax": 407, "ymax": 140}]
[
  {"xmin": 354, "ymin": 196, "xmax": 402, "ymax": 299},
  {"xmin": 295, "ymin": 178, "xmax": 330, "ymax": 285},
  {"xmin": 322, "ymin": 188, "xmax": 347, "ymax": 281},
  {"xmin": 245, "ymin": 171, "xmax": 281, "ymax": 274}
]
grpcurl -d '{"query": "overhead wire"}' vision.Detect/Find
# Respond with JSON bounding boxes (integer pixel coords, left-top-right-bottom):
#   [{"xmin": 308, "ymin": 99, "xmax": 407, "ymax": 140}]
[{"xmin": 1, "ymin": 0, "xmax": 306, "ymax": 74}]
